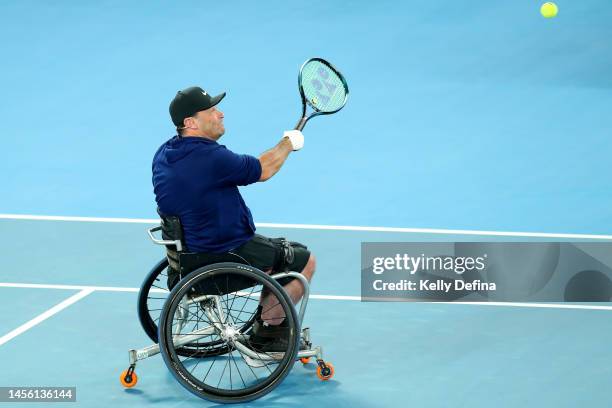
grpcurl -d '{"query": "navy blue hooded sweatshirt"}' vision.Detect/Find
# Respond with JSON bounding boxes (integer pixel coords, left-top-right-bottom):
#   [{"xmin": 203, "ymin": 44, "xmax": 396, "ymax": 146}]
[{"xmin": 152, "ymin": 136, "xmax": 262, "ymax": 253}]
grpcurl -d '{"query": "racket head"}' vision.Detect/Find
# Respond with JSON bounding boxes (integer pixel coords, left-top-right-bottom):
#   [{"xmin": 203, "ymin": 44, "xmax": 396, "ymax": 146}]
[{"xmin": 298, "ymin": 57, "xmax": 349, "ymax": 116}]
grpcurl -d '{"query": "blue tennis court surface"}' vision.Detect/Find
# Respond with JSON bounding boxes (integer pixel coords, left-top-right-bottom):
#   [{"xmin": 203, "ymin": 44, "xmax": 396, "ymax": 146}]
[
  {"xmin": 2, "ymin": 218, "xmax": 612, "ymax": 407},
  {"xmin": 1, "ymin": 0, "xmax": 612, "ymax": 406}
]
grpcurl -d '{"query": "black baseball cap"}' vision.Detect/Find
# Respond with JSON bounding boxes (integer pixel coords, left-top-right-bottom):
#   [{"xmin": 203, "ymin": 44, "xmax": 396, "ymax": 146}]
[{"xmin": 169, "ymin": 86, "xmax": 226, "ymax": 127}]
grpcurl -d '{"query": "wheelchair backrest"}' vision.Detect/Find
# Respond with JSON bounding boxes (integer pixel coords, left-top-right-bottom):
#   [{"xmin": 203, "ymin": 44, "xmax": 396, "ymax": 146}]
[{"xmin": 158, "ymin": 208, "xmax": 186, "ymax": 252}]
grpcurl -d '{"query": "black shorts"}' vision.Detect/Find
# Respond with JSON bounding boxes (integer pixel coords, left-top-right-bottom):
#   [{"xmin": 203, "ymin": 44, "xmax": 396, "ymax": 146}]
[
  {"xmin": 166, "ymin": 234, "xmax": 311, "ymax": 290},
  {"xmin": 230, "ymin": 234, "xmax": 311, "ymax": 274}
]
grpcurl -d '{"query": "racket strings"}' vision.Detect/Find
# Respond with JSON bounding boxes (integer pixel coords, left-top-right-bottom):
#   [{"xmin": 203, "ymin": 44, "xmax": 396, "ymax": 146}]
[{"xmin": 300, "ymin": 61, "xmax": 346, "ymax": 112}]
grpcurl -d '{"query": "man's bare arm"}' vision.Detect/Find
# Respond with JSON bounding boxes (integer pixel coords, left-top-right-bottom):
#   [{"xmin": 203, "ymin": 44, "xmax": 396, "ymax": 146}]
[
  {"xmin": 258, "ymin": 130, "xmax": 304, "ymax": 181},
  {"xmin": 259, "ymin": 138, "xmax": 293, "ymax": 181}
]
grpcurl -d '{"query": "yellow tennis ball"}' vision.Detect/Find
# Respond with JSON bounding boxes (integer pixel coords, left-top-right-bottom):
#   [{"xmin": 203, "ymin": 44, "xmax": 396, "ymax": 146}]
[
  {"xmin": 311, "ymin": 97, "xmax": 318, "ymax": 106},
  {"xmin": 540, "ymin": 2, "xmax": 558, "ymax": 18}
]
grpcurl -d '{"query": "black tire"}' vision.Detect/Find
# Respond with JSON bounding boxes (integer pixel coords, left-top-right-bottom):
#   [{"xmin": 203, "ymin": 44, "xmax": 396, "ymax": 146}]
[
  {"xmin": 158, "ymin": 262, "xmax": 300, "ymax": 403},
  {"xmin": 137, "ymin": 258, "xmax": 170, "ymax": 343}
]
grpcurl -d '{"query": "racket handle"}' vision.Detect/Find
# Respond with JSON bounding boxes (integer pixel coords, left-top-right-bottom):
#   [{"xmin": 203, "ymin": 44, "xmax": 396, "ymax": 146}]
[{"xmin": 294, "ymin": 117, "xmax": 307, "ymax": 131}]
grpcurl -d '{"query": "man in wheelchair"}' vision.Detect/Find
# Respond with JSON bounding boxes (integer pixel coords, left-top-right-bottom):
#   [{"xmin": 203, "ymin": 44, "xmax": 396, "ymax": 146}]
[{"xmin": 152, "ymin": 86, "xmax": 316, "ymax": 353}]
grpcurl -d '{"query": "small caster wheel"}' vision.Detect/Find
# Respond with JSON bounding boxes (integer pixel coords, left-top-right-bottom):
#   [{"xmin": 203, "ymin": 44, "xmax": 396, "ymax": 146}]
[
  {"xmin": 120, "ymin": 367, "xmax": 138, "ymax": 388},
  {"xmin": 316, "ymin": 362, "xmax": 334, "ymax": 381},
  {"xmin": 300, "ymin": 357, "xmax": 311, "ymax": 364}
]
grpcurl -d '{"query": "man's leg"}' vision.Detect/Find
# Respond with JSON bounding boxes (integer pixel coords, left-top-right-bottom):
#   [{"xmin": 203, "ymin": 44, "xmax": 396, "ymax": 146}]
[
  {"xmin": 229, "ymin": 234, "xmax": 314, "ymax": 326},
  {"xmin": 260, "ymin": 254, "xmax": 316, "ymax": 324}
]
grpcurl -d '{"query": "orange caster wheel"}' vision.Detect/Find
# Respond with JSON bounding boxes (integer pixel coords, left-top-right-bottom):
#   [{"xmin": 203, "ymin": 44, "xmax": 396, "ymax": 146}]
[
  {"xmin": 300, "ymin": 357, "xmax": 311, "ymax": 364},
  {"xmin": 120, "ymin": 367, "xmax": 138, "ymax": 388},
  {"xmin": 316, "ymin": 362, "xmax": 334, "ymax": 381}
]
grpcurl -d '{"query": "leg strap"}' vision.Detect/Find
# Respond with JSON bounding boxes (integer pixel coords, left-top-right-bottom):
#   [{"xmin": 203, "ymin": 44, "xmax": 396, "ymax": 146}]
[{"xmin": 271, "ymin": 238, "xmax": 307, "ymax": 271}]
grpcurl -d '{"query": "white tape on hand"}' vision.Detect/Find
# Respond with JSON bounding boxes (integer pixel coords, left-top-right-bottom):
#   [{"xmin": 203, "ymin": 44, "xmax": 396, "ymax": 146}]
[{"xmin": 283, "ymin": 130, "xmax": 304, "ymax": 151}]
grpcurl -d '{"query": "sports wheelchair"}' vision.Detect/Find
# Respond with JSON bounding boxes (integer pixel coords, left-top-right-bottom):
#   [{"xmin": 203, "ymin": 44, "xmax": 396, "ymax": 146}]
[{"xmin": 120, "ymin": 214, "xmax": 334, "ymax": 403}]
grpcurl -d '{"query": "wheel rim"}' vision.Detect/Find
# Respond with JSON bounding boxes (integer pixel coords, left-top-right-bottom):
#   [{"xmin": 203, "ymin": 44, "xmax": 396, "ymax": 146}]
[{"xmin": 138, "ymin": 259, "xmax": 258, "ymax": 357}]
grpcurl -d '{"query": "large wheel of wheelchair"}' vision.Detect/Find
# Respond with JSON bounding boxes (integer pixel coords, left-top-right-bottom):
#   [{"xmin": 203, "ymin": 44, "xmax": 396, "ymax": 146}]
[
  {"xmin": 138, "ymin": 258, "xmax": 257, "ymax": 358},
  {"xmin": 137, "ymin": 258, "xmax": 171, "ymax": 343},
  {"xmin": 158, "ymin": 262, "xmax": 300, "ymax": 403}
]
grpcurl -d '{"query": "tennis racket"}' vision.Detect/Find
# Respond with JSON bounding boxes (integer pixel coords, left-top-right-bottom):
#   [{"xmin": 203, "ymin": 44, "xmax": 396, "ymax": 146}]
[{"xmin": 294, "ymin": 57, "xmax": 349, "ymax": 131}]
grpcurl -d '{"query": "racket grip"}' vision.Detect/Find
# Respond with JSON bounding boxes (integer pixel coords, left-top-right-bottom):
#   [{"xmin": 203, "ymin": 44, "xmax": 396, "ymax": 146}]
[{"xmin": 294, "ymin": 117, "xmax": 307, "ymax": 131}]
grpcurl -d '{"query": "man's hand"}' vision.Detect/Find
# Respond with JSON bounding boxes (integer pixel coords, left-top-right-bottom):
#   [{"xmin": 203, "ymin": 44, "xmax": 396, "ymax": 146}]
[{"xmin": 283, "ymin": 130, "xmax": 304, "ymax": 151}]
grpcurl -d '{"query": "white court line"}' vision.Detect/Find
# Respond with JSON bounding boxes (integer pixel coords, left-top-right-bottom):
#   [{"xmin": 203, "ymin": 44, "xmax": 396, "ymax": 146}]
[
  {"xmin": 0, "ymin": 282, "xmax": 140, "ymax": 293},
  {"xmin": 0, "ymin": 282, "xmax": 356, "ymax": 300},
  {"xmin": 2, "ymin": 282, "xmax": 612, "ymax": 311},
  {"xmin": 1, "ymin": 213, "xmax": 611, "ymax": 240},
  {"xmin": 0, "ymin": 288, "xmax": 94, "ymax": 347},
  {"xmin": 454, "ymin": 302, "xmax": 612, "ymax": 311}
]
